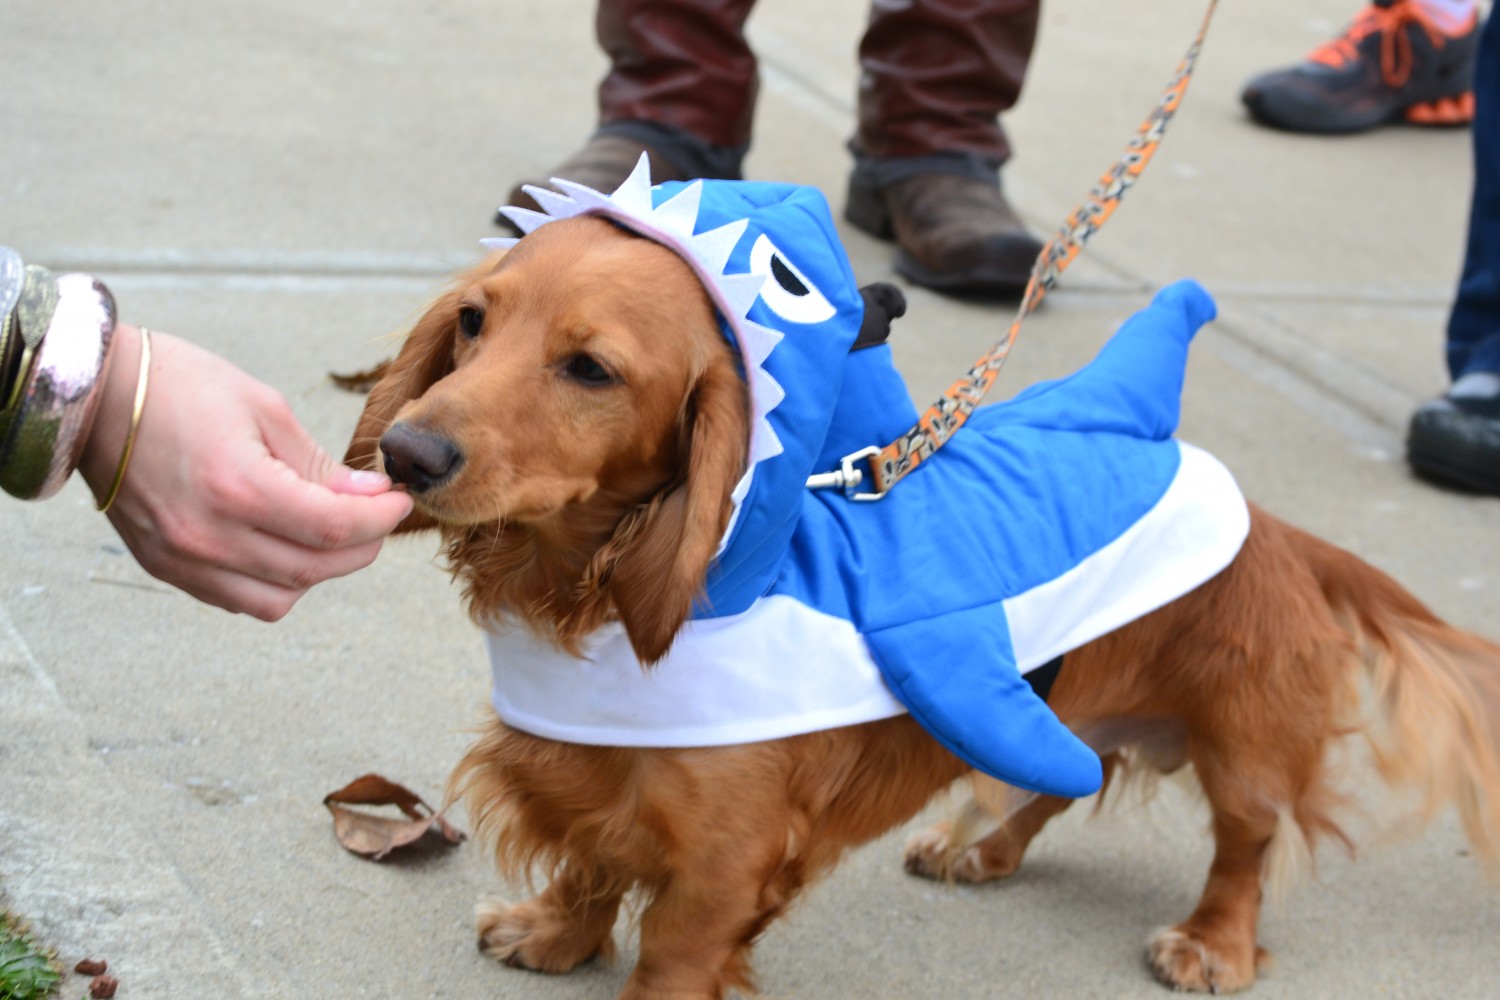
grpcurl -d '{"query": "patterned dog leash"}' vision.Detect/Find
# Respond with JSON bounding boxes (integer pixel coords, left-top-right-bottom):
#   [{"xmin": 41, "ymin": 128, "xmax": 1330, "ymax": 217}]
[{"xmin": 811, "ymin": 0, "xmax": 1220, "ymax": 500}]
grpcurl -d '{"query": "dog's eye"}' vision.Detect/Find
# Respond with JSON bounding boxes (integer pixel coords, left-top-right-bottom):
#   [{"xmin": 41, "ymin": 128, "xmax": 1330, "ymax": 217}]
[
  {"xmin": 748, "ymin": 234, "xmax": 837, "ymax": 325},
  {"xmin": 564, "ymin": 353, "xmax": 614, "ymax": 386},
  {"xmin": 458, "ymin": 306, "xmax": 484, "ymax": 339}
]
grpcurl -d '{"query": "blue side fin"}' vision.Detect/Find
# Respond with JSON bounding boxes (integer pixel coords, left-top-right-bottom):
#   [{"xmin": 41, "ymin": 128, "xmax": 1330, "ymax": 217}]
[{"xmin": 865, "ymin": 601, "xmax": 1102, "ymax": 799}]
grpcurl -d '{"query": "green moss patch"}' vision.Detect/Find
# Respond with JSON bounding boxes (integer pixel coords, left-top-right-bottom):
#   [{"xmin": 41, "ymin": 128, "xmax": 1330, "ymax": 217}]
[{"xmin": 0, "ymin": 912, "xmax": 60, "ymax": 1000}]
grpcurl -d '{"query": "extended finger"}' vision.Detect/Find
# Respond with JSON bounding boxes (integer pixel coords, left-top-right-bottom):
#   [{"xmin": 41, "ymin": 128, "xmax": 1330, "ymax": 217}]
[
  {"xmin": 327, "ymin": 465, "xmax": 397, "ymax": 496},
  {"xmin": 243, "ymin": 462, "xmax": 413, "ymax": 551},
  {"xmin": 248, "ymin": 399, "xmax": 415, "ymax": 546}
]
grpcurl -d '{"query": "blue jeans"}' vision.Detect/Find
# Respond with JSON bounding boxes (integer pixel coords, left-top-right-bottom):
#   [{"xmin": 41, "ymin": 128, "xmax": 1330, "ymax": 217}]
[{"xmin": 1447, "ymin": 10, "xmax": 1500, "ymax": 379}]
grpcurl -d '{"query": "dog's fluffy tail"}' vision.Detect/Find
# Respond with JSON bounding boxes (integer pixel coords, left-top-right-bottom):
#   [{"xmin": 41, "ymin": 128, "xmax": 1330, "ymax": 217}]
[{"xmin": 1308, "ymin": 533, "xmax": 1500, "ymax": 865}]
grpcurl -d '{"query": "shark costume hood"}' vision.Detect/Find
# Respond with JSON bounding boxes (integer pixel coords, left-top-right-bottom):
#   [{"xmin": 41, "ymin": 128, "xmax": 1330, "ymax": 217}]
[{"xmin": 482, "ymin": 158, "xmax": 1249, "ymax": 799}]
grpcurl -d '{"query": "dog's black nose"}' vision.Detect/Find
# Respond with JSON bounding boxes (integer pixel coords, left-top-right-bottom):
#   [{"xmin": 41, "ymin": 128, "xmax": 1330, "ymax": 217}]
[{"xmin": 380, "ymin": 423, "xmax": 463, "ymax": 492}]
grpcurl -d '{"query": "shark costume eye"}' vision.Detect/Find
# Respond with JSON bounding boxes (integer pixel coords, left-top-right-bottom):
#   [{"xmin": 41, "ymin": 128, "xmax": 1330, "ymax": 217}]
[{"xmin": 749, "ymin": 234, "xmax": 836, "ymax": 325}]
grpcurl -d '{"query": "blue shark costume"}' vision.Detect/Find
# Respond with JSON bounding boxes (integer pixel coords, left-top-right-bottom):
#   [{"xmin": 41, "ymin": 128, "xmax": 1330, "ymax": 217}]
[{"xmin": 481, "ymin": 158, "xmax": 1249, "ymax": 800}]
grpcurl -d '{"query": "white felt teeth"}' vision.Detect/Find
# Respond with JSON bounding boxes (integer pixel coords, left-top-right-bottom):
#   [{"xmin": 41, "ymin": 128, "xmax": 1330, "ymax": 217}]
[
  {"xmin": 487, "ymin": 153, "xmax": 788, "ymax": 547},
  {"xmin": 687, "ymin": 217, "xmax": 748, "ymax": 277},
  {"xmin": 590, "ymin": 152, "xmax": 655, "ymax": 217},
  {"xmin": 496, "ymin": 205, "xmax": 556, "ymax": 235},
  {"xmin": 479, "ymin": 237, "xmax": 519, "ymax": 251},
  {"xmin": 652, "ymin": 182, "xmax": 703, "ymax": 235},
  {"xmin": 523, "ymin": 184, "xmax": 583, "ymax": 219},
  {"xmin": 546, "ymin": 180, "xmax": 615, "ymax": 216},
  {"xmin": 739, "ymin": 318, "xmax": 783, "ymax": 371},
  {"xmin": 715, "ymin": 271, "xmax": 767, "ymax": 323}
]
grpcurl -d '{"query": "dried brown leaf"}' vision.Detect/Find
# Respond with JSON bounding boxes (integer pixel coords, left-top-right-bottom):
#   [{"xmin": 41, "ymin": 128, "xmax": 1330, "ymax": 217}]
[
  {"xmin": 323, "ymin": 773, "xmax": 466, "ymax": 861},
  {"xmin": 325, "ymin": 773, "xmax": 428, "ymax": 818}
]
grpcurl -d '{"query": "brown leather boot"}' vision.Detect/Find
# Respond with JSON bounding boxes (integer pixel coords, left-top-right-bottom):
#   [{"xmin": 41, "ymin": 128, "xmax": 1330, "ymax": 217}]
[
  {"xmin": 496, "ymin": 134, "xmax": 690, "ymax": 230},
  {"xmin": 845, "ymin": 170, "xmax": 1042, "ymax": 295}
]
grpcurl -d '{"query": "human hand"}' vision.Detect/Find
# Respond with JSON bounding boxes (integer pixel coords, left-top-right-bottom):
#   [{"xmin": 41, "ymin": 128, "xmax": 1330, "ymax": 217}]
[{"xmin": 78, "ymin": 324, "xmax": 414, "ymax": 620}]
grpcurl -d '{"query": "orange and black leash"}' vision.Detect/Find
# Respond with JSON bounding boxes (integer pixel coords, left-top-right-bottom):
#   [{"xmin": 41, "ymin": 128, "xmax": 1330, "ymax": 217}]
[{"xmin": 811, "ymin": 0, "xmax": 1220, "ymax": 500}]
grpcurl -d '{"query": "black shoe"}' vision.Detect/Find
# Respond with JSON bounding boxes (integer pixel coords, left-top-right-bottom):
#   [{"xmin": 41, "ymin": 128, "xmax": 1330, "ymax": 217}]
[
  {"xmin": 1241, "ymin": 0, "xmax": 1478, "ymax": 134},
  {"xmin": 1406, "ymin": 372, "xmax": 1500, "ymax": 494}
]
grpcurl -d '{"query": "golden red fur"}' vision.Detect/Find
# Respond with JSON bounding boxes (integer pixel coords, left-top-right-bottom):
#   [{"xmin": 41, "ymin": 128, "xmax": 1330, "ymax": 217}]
[{"xmin": 347, "ymin": 216, "xmax": 1500, "ymax": 998}]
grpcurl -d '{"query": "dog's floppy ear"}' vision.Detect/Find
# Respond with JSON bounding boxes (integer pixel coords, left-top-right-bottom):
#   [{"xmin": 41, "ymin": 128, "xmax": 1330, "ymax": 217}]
[
  {"xmin": 592, "ymin": 358, "xmax": 748, "ymax": 665},
  {"xmin": 344, "ymin": 286, "xmax": 466, "ymax": 534}
]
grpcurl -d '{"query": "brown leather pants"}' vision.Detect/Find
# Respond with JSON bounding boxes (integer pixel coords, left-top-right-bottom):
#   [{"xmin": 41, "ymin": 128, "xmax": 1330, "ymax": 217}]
[{"xmin": 596, "ymin": 0, "xmax": 1040, "ymax": 165}]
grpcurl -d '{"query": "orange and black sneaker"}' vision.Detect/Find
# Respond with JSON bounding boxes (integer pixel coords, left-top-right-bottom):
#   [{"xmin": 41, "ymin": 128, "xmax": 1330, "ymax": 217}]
[{"xmin": 1241, "ymin": 0, "xmax": 1479, "ymax": 133}]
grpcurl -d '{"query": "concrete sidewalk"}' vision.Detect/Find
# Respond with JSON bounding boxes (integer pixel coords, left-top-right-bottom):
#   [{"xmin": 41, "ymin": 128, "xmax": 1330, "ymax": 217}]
[{"xmin": 3, "ymin": 0, "xmax": 1497, "ymax": 996}]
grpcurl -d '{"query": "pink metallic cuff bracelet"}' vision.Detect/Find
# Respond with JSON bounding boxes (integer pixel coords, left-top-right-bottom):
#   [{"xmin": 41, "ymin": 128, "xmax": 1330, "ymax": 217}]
[{"xmin": 0, "ymin": 261, "xmax": 118, "ymax": 500}]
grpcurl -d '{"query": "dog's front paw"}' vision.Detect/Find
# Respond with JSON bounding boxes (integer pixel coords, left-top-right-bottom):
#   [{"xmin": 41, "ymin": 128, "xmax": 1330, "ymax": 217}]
[
  {"xmin": 475, "ymin": 895, "xmax": 614, "ymax": 973},
  {"xmin": 1147, "ymin": 926, "xmax": 1270, "ymax": 994}
]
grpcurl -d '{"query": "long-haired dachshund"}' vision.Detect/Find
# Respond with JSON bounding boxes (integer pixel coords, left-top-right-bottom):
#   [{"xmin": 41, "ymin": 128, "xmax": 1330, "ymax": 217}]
[{"xmin": 347, "ymin": 211, "xmax": 1500, "ymax": 999}]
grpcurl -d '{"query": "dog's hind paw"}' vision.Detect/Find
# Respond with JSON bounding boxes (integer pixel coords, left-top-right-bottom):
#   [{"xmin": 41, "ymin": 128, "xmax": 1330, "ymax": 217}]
[
  {"xmin": 1147, "ymin": 926, "xmax": 1270, "ymax": 994},
  {"xmin": 904, "ymin": 821, "xmax": 1023, "ymax": 884},
  {"xmin": 475, "ymin": 895, "xmax": 614, "ymax": 974},
  {"xmin": 903, "ymin": 824, "xmax": 955, "ymax": 880},
  {"xmin": 902, "ymin": 824, "xmax": 991, "ymax": 883}
]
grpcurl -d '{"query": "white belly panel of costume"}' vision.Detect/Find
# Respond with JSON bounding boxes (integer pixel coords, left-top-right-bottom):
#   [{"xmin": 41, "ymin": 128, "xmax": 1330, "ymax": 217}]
[
  {"xmin": 487, "ymin": 594, "xmax": 906, "ymax": 747},
  {"xmin": 487, "ymin": 440, "xmax": 1248, "ymax": 748},
  {"xmin": 1003, "ymin": 441, "xmax": 1250, "ymax": 671}
]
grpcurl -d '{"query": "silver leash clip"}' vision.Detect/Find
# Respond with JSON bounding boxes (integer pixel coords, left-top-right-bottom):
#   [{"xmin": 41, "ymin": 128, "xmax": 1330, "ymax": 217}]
[{"xmin": 804, "ymin": 445, "xmax": 887, "ymax": 501}]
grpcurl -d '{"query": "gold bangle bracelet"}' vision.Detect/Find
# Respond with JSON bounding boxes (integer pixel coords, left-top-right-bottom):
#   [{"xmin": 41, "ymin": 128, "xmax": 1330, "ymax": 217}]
[{"xmin": 96, "ymin": 326, "xmax": 152, "ymax": 513}]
